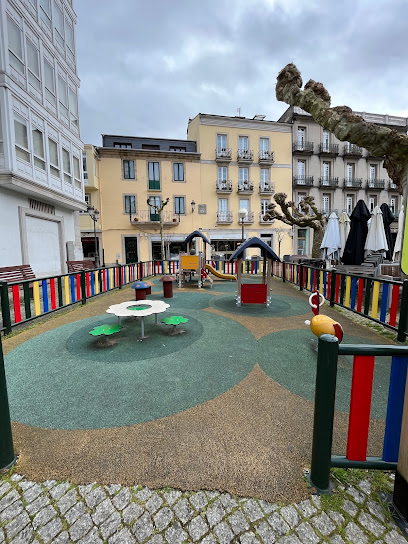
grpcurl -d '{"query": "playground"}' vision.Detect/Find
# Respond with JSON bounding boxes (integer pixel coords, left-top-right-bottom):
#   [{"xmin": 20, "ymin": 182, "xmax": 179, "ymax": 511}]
[{"xmin": 2, "ymin": 271, "xmax": 396, "ymax": 503}]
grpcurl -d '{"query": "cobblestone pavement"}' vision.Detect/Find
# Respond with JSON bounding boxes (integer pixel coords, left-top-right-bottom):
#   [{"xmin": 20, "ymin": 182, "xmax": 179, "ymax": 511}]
[{"xmin": 0, "ymin": 471, "xmax": 407, "ymax": 543}]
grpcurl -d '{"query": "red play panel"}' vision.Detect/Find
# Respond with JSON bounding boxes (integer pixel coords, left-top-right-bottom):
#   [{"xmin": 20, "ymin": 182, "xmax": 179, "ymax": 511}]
[{"xmin": 241, "ymin": 283, "xmax": 267, "ymax": 304}]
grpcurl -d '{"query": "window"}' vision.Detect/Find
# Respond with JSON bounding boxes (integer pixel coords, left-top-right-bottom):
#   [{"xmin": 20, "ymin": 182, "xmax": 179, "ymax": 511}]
[
  {"xmin": 369, "ymin": 164, "xmax": 377, "ymax": 186},
  {"xmin": 148, "ymin": 161, "xmax": 160, "ymax": 189},
  {"xmin": 390, "ymin": 196, "xmax": 397, "ymax": 214},
  {"xmin": 82, "ymin": 154, "xmax": 88, "ymax": 180},
  {"xmin": 124, "ymin": 195, "xmax": 136, "ymax": 214},
  {"xmin": 239, "ymin": 167, "xmax": 249, "ymax": 182},
  {"xmin": 297, "ymin": 127, "xmax": 305, "ymax": 144},
  {"xmin": 216, "ymin": 134, "xmax": 227, "ymax": 151},
  {"xmin": 170, "ymin": 146, "xmax": 186, "ymax": 152},
  {"xmin": 346, "ymin": 194, "xmax": 354, "ymax": 214},
  {"xmin": 48, "ymin": 138, "xmax": 59, "ymax": 177},
  {"xmin": 217, "ymin": 166, "xmax": 227, "ymax": 181},
  {"xmin": 260, "ymin": 169, "xmax": 269, "ymax": 183},
  {"xmin": 40, "ymin": 0, "xmax": 52, "ymax": 29},
  {"xmin": 123, "ymin": 160, "xmax": 135, "ymax": 179},
  {"xmin": 297, "ymin": 192, "xmax": 307, "ymax": 209},
  {"xmin": 297, "ymin": 160, "xmax": 305, "ymax": 180},
  {"xmin": 7, "ymin": 17, "xmax": 24, "ymax": 74},
  {"xmin": 68, "ymin": 87, "xmax": 78, "ymax": 128},
  {"xmin": 322, "ymin": 130, "xmax": 330, "ymax": 150},
  {"xmin": 62, "ymin": 148, "xmax": 71, "ymax": 184},
  {"xmin": 238, "ymin": 136, "xmax": 249, "ymax": 151},
  {"xmin": 53, "ymin": 1, "xmax": 64, "ymax": 48},
  {"xmin": 65, "ymin": 17, "xmax": 75, "ymax": 62},
  {"xmin": 73, "ymin": 156, "xmax": 81, "ymax": 188},
  {"xmin": 260, "ymin": 138, "xmax": 269, "ymax": 153},
  {"xmin": 173, "ymin": 163, "xmax": 184, "ymax": 181},
  {"xmin": 44, "ymin": 59, "xmax": 56, "ymax": 106},
  {"xmin": 239, "ymin": 199, "xmax": 250, "ymax": 213},
  {"xmin": 261, "ymin": 199, "xmax": 270, "ymax": 216},
  {"xmin": 369, "ymin": 195, "xmax": 377, "ymax": 212},
  {"xmin": 32, "ymin": 129, "xmax": 46, "ymax": 170},
  {"xmin": 14, "ymin": 114, "xmax": 30, "ymax": 162},
  {"xmin": 322, "ymin": 194, "xmax": 330, "ymax": 213},
  {"xmin": 114, "ymin": 142, "xmax": 131, "ymax": 149},
  {"xmin": 297, "ymin": 228, "xmax": 307, "ymax": 255},
  {"xmin": 26, "ymin": 40, "xmax": 41, "ymax": 90},
  {"xmin": 84, "ymin": 193, "xmax": 91, "ymax": 207},
  {"xmin": 322, "ymin": 161, "xmax": 330, "ymax": 183},
  {"xmin": 218, "ymin": 198, "xmax": 228, "ymax": 220},
  {"xmin": 142, "ymin": 144, "xmax": 159, "ymax": 150},
  {"xmin": 174, "ymin": 197, "xmax": 185, "ymax": 215},
  {"xmin": 148, "ymin": 196, "xmax": 160, "ymax": 221},
  {"xmin": 346, "ymin": 163, "xmax": 355, "ymax": 182},
  {"xmin": 58, "ymin": 75, "xmax": 69, "ymax": 120}
]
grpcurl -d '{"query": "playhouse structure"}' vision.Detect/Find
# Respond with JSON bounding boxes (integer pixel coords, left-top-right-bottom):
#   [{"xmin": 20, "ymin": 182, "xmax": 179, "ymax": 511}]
[{"xmin": 229, "ymin": 237, "xmax": 280, "ymax": 307}]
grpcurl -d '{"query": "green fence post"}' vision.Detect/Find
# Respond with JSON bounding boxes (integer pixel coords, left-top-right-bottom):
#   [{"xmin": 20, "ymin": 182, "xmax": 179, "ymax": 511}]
[
  {"xmin": 299, "ymin": 265, "xmax": 304, "ymax": 291},
  {"xmin": 397, "ymin": 280, "xmax": 408, "ymax": 342},
  {"xmin": 310, "ymin": 334, "xmax": 339, "ymax": 493},
  {"xmin": 329, "ymin": 271, "xmax": 337, "ymax": 307},
  {"xmin": 118, "ymin": 265, "xmax": 122, "ymax": 290},
  {"xmin": 80, "ymin": 271, "xmax": 86, "ymax": 305},
  {"xmin": 0, "ymin": 335, "xmax": 16, "ymax": 470},
  {"xmin": 0, "ymin": 282, "xmax": 12, "ymax": 335}
]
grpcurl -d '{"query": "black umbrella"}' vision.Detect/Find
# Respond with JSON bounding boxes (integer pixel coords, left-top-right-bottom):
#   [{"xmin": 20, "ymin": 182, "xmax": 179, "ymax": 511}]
[
  {"xmin": 380, "ymin": 203, "xmax": 395, "ymax": 261},
  {"xmin": 342, "ymin": 200, "xmax": 371, "ymax": 265}
]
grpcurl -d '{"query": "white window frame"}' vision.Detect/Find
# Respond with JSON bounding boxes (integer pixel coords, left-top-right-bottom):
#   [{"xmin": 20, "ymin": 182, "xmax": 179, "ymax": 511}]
[
  {"xmin": 14, "ymin": 113, "xmax": 31, "ymax": 163},
  {"xmin": 322, "ymin": 130, "xmax": 330, "ymax": 150},
  {"xmin": 216, "ymin": 134, "xmax": 227, "ymax": 151},
  {"xmin": 346, "ymin": 194, "xmax": 354, "ymax": 214},
  {"xmin": 260, "ymin": 199, "xmax": 270, "ymax": 216},
  {"xmin": 369, "ymin": 195, "xmax": 377, "ymax": 212},
  {"xmin": 26, "ymin": 38, "xmax": 41, "ymax": 90},
  {"xmin": 124, "ymin": 195, "xmax": 136, "ymax": 214},
  {"xmin": 390, "ymin": 196, "xmax": 397, "ymax": 214},
  {"xmin": 0, "ymin": 108, "xmax": 3, "ymax": 155},
  {"xmin": 68, "ymin": 86, "xmax": 78, "ymax": 129},
  {"xmin": 64, "ymin": 16, "xmax": 75, "ymax": 63},
  {"xmin": 84, "ymin": 193, "xmax": 91, "ymax": 207},
  {"xmin": 217, "ymin": 166, "xmax": 227, "ymax": 181},
  {"xmin": 259, "ymin": 137, "xmax": 269, "ymax": 153},
  {"xmin": 40, "ymin": 0, "xmax": 52, "ymax": 29},
  {"xmin": 82, "ymin": 153, "xmax": 88, "ymax": 180},
  {"xmin": 73, "ymin": 155, "xmax": 81, "ymax": 188},
  {"xmin": 48, "ymin": 137, "xmax": 60, "ymax": 178},
  {"xmin": 62, "ymin": 147, "xmax": 72, "ymax": 184},
  {"xmin": 32, "ymin": 127, "xmax": 46, "ymax": 170},
  {"xmin": 53, "ymin": 1, "xmax": 64, "ymax": 48},
  {"xmin": 238, "ymin": 135, "xmax": 249, "ymax": 151},
  {"xmin": 322, "ymin": 194, "xmax": 330, "ymax": 213},
  {"xmin": 297, "ymin": 192, "xmax": 307, "ymax": 209},
  {"xmin": 58, "ymin": 74, "xmax": 69, "ymax": 121},
  {"xmin": 44, "ymin": 59, "xmax": 56, "ymax": 106},
  {"xmin": 7, "ymin": 17, "xmax": 25, "ymax": 74},
  {"xmin": 239, "ymin": 167, "xmax": 249, "ymax": 182}
]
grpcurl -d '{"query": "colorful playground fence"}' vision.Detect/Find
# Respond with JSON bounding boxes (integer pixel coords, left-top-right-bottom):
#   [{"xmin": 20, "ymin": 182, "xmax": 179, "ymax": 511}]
[{"xmin": 310, "ymin": 334, "xmax": 408, "ymax": 492}]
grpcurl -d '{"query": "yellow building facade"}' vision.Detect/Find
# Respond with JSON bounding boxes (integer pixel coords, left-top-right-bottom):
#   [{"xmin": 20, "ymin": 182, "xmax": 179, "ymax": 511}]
[
  {"xmin": 80, "ymin": 144, "xmax": 102, "ymax": 261},
  {"xmin": 83, "ymin": 115, "xmax": 293, "ymax": 266}
]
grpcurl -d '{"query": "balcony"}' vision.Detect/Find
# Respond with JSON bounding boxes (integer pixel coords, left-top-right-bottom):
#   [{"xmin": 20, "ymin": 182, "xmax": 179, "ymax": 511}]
[
  {"xmin": 237, "ymin": 181, "xmax": 254, "ymax": 194},
  {"xmin": 216, "ymin": 211, "xmax": 233, "ymax": 224},
  {"xmin": 343, "ymin": 144, "xmax": 363, "ymax": 158},
  {"xmin": 237, "ymin": 149, "xmax": 254, "ymax": 163},
  {"xmin": 293, "ymin": 175, "xmax": 314, "ymax": 187},
  {"xmin": 389, "ymin": 181, "xmax": 399, "ymax": 191},
  {"xmin": 343, "ymin": 178, "xmax": 363, "ymax": 189},
  {"xmin": 216, "ymin": 180, "xmax": 233, "ymax": 193},
  {"xmin": 239, "ymin": 211, "xmax": 254, "ymax": 224},
  {"xmin": 293, "ymin": 141, "xmax": 314, "ymax": 154},
  {"xmin": 318, "ymin": 143, "xmax": 339, "ymax": 157},
  {"xmin": 148, "ymin": 180, "xmax": 161, "ymax": 190},
  {"xmin": 366, "ymin": 179, "xmax": 386, "ymax": 190},
  {"xmin": 319, "ymin": 177, "xmax": 339, "ymax": 188},
  {"xmin": 130, "ymin": 210, "xmax": 179, "ymax": 228},
  {"xmin": 259, "ymin": 213, "xmax": 274, "ymax": 224},
  {"xmin": 215, "ymin": 148, "xmax": 232, "ymax": 162},
  {"xmin": 258, "ymin": 181, "xmax": 275, "ymax": 195},
  {"xmin": 258, "ymin": 150, "xmax": 275, "ymax": 165}
]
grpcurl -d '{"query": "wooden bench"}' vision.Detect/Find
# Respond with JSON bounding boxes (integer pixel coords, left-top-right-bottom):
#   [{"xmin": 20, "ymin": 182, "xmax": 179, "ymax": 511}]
[
  {"xmin": 0, "ymin": 265, "xmax": 36, "ymax": 284},
  {"xmin": 67, "ymin": 260, "xmax": 96, "ymax": 273}
]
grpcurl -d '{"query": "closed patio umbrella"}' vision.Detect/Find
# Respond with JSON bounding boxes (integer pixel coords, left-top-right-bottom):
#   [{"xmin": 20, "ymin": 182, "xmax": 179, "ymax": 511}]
[
  {"xmin": 364, "ymin": 206, "xmax": 388, "ymax": 257},
  {"xmin": 339, "ymin": 211, "xmax": 351, "ymax": 258},
  {"xmin": 342, "ymin": 200, "xmax": 371, "ymax": 265},
  {"xmin": 393, "ymin": 204, "xmax": 404, "ymax": 261},
  {"xmin": 380, "ymin": 203, "xmax": 394, "ymax": 261},
  {"xmin": 320, "ymin": 212, "xmax": 341, "ymax": 261}
]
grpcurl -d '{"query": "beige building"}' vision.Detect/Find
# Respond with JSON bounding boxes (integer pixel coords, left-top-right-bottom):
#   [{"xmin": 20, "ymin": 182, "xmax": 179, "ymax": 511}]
[{"xmin": 82, "ymin": 114, "xmax": 294, "ymax": 265}]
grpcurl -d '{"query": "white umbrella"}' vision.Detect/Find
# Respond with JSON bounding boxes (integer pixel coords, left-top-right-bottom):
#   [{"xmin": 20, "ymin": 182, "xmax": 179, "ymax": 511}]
[
  {"xmin": 320, "ymin": 212, "xmax": 341, "ymax": 260},
  {"xmin": 339, "ymin": 211, "xmax": 351, "ymax": 258},
  {"xmin": 393, "ymin": 204, "xmax": 404, "ymax": 261},
  {"xmin": 364, "ymin": 206, "xmax": 388, "ymax": 256}
]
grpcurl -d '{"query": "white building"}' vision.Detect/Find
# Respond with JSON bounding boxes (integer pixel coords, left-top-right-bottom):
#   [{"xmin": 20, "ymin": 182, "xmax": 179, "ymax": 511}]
[{"xmin": 0, "ymin": 0, "xmax": 85, "ymax": 277}]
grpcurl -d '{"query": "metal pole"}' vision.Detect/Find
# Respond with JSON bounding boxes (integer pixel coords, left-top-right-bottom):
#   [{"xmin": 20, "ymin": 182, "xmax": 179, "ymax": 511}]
[
  {"xmin": 93, "ymin": 217, "xmax": 99, "ymax": 268},
  {"xmin": 310, "ymin": 333, "xmax": 339, "ymax": 493},
  {"xmin": 241, "ymin": 218, "xmax": 244, "ymax": 243},
  {"xmin": 0, "ymin": 335, "xmax": 16, "ymax": 470},
  {"xmin": 397, "ymin": 280, "xmax": 408, "ymax": 342}
]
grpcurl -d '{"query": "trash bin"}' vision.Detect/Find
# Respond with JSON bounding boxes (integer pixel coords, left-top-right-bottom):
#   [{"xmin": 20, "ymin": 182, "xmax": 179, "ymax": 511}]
[
  {"xmin": 159, "ymin": 275, "xmax": 176, "ymax": 298},
  {"xmin": 131, "ymin": 281, "xmax": 149, "ymax": 301}
]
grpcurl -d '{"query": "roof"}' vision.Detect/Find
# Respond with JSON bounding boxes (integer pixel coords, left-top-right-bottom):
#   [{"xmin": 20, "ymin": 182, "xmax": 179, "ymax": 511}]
[
  {"xmin": 184, "ymin": 231, "xmax": 211, "ymax": 245},
  {"xmin": 229, "ymin": 237, "xmax": 280, "ymax": 261}
]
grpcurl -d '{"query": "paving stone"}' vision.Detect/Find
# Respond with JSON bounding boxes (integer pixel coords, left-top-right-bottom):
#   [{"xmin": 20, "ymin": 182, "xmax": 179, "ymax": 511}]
[
  {"xmin": 188, "ymin": 515, "xmax": 209, "ymax": 540},
  {"xmin": 341, "ymin": 498, "xmax": 358, "ymax": 517},
  {"xmin": 146, "ymin": 492, "xmax": 163, "ymax": 514},
  {"xmin": 85, "ymin": 487, "xmax": 107, "ymax": 509},
  {"xmin": 78, "ymin": 484, "xmax": 95, "ymax": 497},
  {"xmin": 228, "ymin": 509, "xmax": 250, "ymax": 534},
  {"xmin": 77, "ymin": 527, "xmax": 103, "ymax": 544},
  {"xmin": 163, "ymin": 490, "xmax": 181, "ymax": 506},
  {"xmin": 153, "ymin": 506, "xmax": 173, "ymax": 531},
  {"xmin": 267, "ymin": 512, "xmax": 290, "ymax": 536},
  {"xmin": 122, "ymin": 502, "xmax": 144, "ymax": 524},
  {"xmin": 65, "ymin": 502, "xmax": 87, "ymax": 525},
  {"xmin": 174, "ymin": 497, "xmax": 194, "ymax": 524},
  {"xmin": 43, "ymin": 480, "xmax": 57, "ymax": 489},
  {"xmin": 164, "ymin": 523, "xmax": 188, "ymax": 544},
  {"xmin": 258, "ymin": 500, "xmax": 278, "ymax": 515},
  {"xmin": 147, "ymin": 536, "xmax": 164, "ymax": 544},
  {"xmin": 100, "ymin": 511, "xmax": 121, "ymax": 540},
  {"xmin": 205, "ymin": 499, "xmax": 225, "ymax": 528},
  {"xmin": 206, "ymin": 491, "xmax": 220, "ymax": 500},
  {"xmin": 327, "ymin": 510, "xmax": 345, "ymax": 525},
  {"xmin": 296, "ymin": 500, "xmax": 317, "ymax": 518},
  {"xmin": 104, "ymin": 484, "xmax": 121, "ymax": 496},
  {"xmin": 0, "ymin": 500, "xmax": 23, "ymax": 522},
  {"xmin": 18, "ymin": 480, "xmax": 34, "ymax": 491},
  {"xmin": 280, "ymin": 505, "xmax": 300, "ymax": 528},
  {"xmin": 310, "ymin": 495, "xmax": 321, "ymax": 509},
  {"xmin": 189, "ymin": 491, "xmax": 208, "ymax": 511},
  {"xmin": 0, "ymin": 489, "xmax": 19, "ymax": 513},
  {"xmin": 5, "ymin": 511, "xmax": 30, "ymax": 539},
  {"xmin": 112, "ymin": 487, "xmax": 132, "ymax": 510},
  {"xmin": 92, "ymin": 497, "xmax": 115, "ymax": 525},
  {"xmin": 133, "ymin": 512, "xmax": 154, "ymax": 543},
  {"xmin": 51, "ymin": 531, "xmax": 70, "ymax": 544},
  {"xmin": 49, "ymin": 482, "xmax": 71, "ymax": 500},
  {"xmin": 38, "ymin": 518, "xmax": 63, "ymax": 544},
  {"xmin": 214, "ymin": 521, "xmax": 234, "ymax": 544},
  {"xmin": 255, "ymin": 520, "xmax": 276, "ymax": 543},
  {"xmin": 346, "ymin": 486, "xmax": 366, "ymax": 504},
  {"xmin": 279, "ymin": 536, "xmax": 302, "ymax": 544},
  {"xmin": 10, "ymin": 474, "xmax": 23, "ymax": 482},
  {"xmin": 239, "ymin": 533, "xmax": 260, "ymax": 544},
  {"xmin": 0, "ymin": 482, "xmax": 12, "ymax": 498},
  {"xmin": 109, "ymin": 528, "xmax": 136, "ymax": 544},
  {"xmin": 311, "ymin": 511, "xmax": 336, "ymax": 536},
  {"xmin": 358, "ymin": 510, "xmax": 385, "ymax": 537},
  {"xmin": 330, "ymin": 536, "xmax": 346, "ymax": 544},
  {"xmin": 219, "ymin": 493, "xmax": 237, "ymax": 513},
  {"xmin": 358, "ymin": 480, "xmax": 371, "ymax": 495},
  {"xmin": 295, "ymin": 522, "xmax": 320, "ymax": 544},
  {"xmin": 57, "ymin": 488, "xmax": 78, "ymax": 515},
  {"xmin": 242, "ymin": 499, "xmax": 263, "ymax": 522},
  {"xmin": 384, "ymin": 529, "xmax": 408, "ymax": 544},
  {"xmin": 23, "ymin": 483, "xmax": 44, "ymax": 504},
  {"xmin": 69, "ymin": 513, "xmax": 93, "ymax": 542},
  {"xmin": 366, "ymin": 499, "xmax": 385, "ymax": 522},
  {"xmin": 33, "ymin": 504, "xmax": 57, "ymax": 529},
  {"xmin": 135, "ymin": 486, "xmax": 152, "ymax": 501},
  {"xmin": 9, "ymin": 525, "xmax": 33, "ymax": 544},
  {"xmin": 201, "ymin": 535, "xmax": 217, "ymax": 544},
  {"xmin": 0, "ymin": 528, "xmax": 4, "ymax": 543},
  {"xmin": 345, "ymin": 521, "xmax": 368, "ymax": 543},
  {"xmin": 26, "ymin": 495, "xmax": 50, "ymax": 515}
]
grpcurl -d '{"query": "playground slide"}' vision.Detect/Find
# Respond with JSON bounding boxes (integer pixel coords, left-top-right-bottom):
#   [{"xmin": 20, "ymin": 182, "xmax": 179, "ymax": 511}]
[{"xmin": 205, "ymin": 264, "xmax": 236, "ymax": 281}]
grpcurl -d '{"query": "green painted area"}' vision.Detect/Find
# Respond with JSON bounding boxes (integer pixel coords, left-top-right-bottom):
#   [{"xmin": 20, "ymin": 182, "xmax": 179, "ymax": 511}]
[
  {"xmin": 161, "ymin": 316, "xmax": 189, "ymax": 325},
  {"xmin": 89, "ymin": 324, "xmax": 122, "ymax": 336},
  {"xmin": 127, "ymin": 305, "xmax": 151, "ymax": 311},
  {"xmin": 210, "ymin": 293, "xmax": 310, "ymax": 317}
]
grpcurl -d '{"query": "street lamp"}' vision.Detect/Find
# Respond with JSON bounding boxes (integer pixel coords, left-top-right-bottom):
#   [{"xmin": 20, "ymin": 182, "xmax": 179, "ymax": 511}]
[
  {"xmin": 238, "ymin": 208, "xmax": 248, "ymax": 243},
  {"xmin": 87, "ymin": 206, "xmax": 100, "ymax": 268}
]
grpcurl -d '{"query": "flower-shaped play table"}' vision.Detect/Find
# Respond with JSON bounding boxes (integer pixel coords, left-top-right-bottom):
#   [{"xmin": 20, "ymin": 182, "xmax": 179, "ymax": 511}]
[{"xmin": 106, "ymin": 300, "xmax": 170, "ymax": 339}]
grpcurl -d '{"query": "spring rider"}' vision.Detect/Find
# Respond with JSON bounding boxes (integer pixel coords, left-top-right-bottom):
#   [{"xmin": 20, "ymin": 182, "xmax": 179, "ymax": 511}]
[{"xmin": 305, "ymin": 291, "xmax": 343, "ymax": 343}]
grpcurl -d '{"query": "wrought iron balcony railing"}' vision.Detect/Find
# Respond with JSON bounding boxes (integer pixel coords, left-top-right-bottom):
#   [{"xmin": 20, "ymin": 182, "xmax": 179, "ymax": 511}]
[
  {"xmin": 258, "ymin": 181, "xmax": 274, "ymax": 194},
  {"xmin": 343, "ymin": 144, "xmax": 363, "ymax": 157},
  {"xmin": 215, "ymin": 180, "xmax": 233, "ymax": 193},
  {"xmin": 318, "ymin": 143, "xmax": 339, "ymax": 155},
  {"xmin": 343, "ymin": 178, "xmax": 363, "ymax": 189},
  {"xmin": 258, "ymin": 150, "xmax": 275, "ymax": 164},
  {"xmin": 293, "ymin": 175, "xmax": 314, "ymax": 186},
  {"xmin": 237, "ymin": 181, "xmax": 254, "ymax": 193},
  {"xmin": 293, "ymin": 141, "xmax": 314, "ymax": 153},
  {"xmin": 389, "ymin": 181, "xmax": 399, "ymax": 190},
  {"xmin": 239, "ymin": 211, "xmax": 254, "ymax": 223},
  {"xmin": 319, "ymin": 177, "xmax": 339, "ymax": 187},
  {"xmin": 215, "ymin": 148, "xmax": 232, "ymax": 161},
  {"xmin": 131, "ymin": 210, "xmax": 179, "ymax": 224},
  {"xmin": 366, "ymin": 179, "xmax": 386, "ymax": 190},
  {"xmin": 237, "ymin": 149, "xmax": 254, "ymax": 162},
  {"xmin": 216, "ymin": 211, "xmax": 233, "ymax": 223},
  {"xmin": 259, "ymin": 213, "xmax": 274, "ymax": 223}
]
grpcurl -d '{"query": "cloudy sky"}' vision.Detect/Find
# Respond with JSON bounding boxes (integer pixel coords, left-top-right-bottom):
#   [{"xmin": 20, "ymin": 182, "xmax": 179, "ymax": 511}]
[{"xmin": 75, "ymin": 0, "xmax": 408, "ymax": 146}]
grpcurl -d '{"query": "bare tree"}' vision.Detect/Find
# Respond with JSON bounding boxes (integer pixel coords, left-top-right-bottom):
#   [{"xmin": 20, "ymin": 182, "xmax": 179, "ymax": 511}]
[
  {"xmin": 274, "ymin": 227, "xmax": 289, "ymax": 258},
  {"xmin": 264, "ymin": 193, "xmax": 326, "ymax": 258},
  {"xmin": 147, "ymin": 197, "xmax": 170, "ymax": 260},
  {"xmin": 276, "ymin": 63, "xmax": 408, "ymax": 195}
]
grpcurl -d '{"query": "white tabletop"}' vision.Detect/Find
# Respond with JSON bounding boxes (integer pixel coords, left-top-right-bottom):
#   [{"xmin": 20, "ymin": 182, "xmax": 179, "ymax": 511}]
[{"xmin": 106, "ymin": 300, "xmax": 170, "ymax": 318}]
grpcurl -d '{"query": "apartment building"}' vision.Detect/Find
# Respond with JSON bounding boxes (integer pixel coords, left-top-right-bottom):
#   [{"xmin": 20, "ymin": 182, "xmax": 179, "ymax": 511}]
[
  {"xmin": 278, "ymin": 106, "xmax": 407, "ymax": 256},
  {"xmin": 0, "ymin": 0, "xmax": 85, "ymax": 276}
]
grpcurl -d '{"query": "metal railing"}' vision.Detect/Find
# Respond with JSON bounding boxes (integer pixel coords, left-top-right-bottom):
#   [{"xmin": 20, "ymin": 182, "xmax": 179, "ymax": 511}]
[
  {"xmin": 237, "ymin": 149, "xmax": 254, "ymax": 161},
  {"xmin": 319, "ymin": 177, "xmax": 339, "ymax": 187},
  {"xmin": 293, "ymin": 141, "xmax": 314, "ymax": 153},
  {"xmin": 258, "ymin": 150, "xmax": 275, "ymax": 163},
  {"xmin": 239, "ymin": 211, "xmax": 254, "ymax": 223},
  {"xmin": 215, "ymin": 148, "xmax": 232, "ymax": 160},
  {"xmin": 237, "ymin": 181, "xmax": 254, "ymax": 192},
  {"xmin": 132, "ymin": 210, "xmax": 179, "ymax": 223},
  {"xmin": 216, "ymin": 211, "xmax": 233, "ymax": 223},
  {"xmin": 344, "ymin": 143, "xmax": 363, "ymax": 156},
  {"xmin": 366, "ymin": 179, "xmax": 386, "ymax": 190},
  {"xmin": 293, "ymin": 175, "xmax": 314, "ymax": 186},
  {"xmin": 343, "ymin": 178, "xmax": 363, "ymax": 188},
  {"xmin": 318, "ymin": 143, "xmax": 339, "ymax": 154},
  {"xmin": 215, "ymin": 180, "xmax": 233, "ymax": 192},
  {"xmin": 258, "ymin": 181, "xmax": 274, "ymax": 194}
]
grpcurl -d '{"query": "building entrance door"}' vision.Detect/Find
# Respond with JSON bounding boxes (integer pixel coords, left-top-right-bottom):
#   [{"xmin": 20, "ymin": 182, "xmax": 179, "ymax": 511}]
[{"xmin": 124, "ymin": 237, "xmax": 138, "ymax": 264}]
